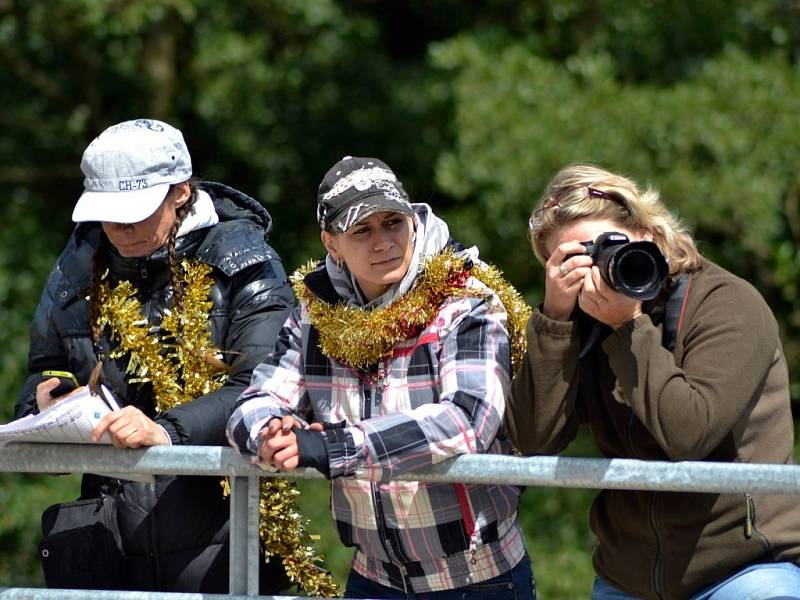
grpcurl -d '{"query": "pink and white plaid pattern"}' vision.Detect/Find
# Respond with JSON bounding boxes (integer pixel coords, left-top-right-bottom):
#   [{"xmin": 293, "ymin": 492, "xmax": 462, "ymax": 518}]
[{"xmin": 227, "ymin": 276, "xmax": 527, "ymax": 593}]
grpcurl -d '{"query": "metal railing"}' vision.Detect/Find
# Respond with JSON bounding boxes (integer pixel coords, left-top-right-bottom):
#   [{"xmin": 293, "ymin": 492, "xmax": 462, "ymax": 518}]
[{"xmin": 1, "ymin": 442, "xmax": 800, "ymax": 598}]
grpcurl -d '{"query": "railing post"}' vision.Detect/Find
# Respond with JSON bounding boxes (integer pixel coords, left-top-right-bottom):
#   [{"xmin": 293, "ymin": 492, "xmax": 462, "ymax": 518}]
[{"xmin": 229, "ymin": 474, "xmax": 261, "ymax": 595}]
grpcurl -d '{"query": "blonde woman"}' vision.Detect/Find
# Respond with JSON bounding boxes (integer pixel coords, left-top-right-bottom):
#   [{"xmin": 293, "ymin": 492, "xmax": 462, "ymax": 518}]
[{"xmin": 507, "ymin": 164, "xmax": 800, "ymax": 599}]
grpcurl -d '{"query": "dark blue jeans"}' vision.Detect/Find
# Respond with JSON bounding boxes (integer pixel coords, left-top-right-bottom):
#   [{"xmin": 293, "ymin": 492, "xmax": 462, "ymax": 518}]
[{"xmin": 345, "ymin": 555, "xmax": 535, "ymax": 600}]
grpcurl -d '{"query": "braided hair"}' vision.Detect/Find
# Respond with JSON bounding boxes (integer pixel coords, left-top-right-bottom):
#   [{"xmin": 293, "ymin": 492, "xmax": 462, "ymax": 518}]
[
  {"xmin": 165, "ymin": 182, "xmax": 199, "ymax": 312},
  {"xmin": 87, "ymin": 181, "xmax": 199, "ymax": 390}
]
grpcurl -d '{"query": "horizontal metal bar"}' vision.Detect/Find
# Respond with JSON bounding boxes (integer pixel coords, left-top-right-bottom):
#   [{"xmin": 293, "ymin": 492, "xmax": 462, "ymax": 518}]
[
  {"xmin": 1, "ymin": 442, "xmax": 800, "ymax": 494},
  {"xmin": 413, "ymin": 454, "xmax": 800, "ymax": 495},
  {"xmin": 0, "ymin": 443, "xmax": 264, "ymax": 478}
]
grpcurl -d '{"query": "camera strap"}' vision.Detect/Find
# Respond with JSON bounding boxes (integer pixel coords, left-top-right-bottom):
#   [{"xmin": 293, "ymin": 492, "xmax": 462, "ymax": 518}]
[
  {"xmin": 662, "ymin": 273, "xmax": 691, "ymax": 353},
  {"xmin": 578, "ymin": 322, "xmax": 603, "ymax": 359}
]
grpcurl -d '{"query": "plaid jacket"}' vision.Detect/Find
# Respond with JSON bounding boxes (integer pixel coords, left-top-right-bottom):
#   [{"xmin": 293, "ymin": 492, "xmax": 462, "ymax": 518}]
[{"xmin": 227, "ymin": 271, "xmax": 526, "ymax": 593}]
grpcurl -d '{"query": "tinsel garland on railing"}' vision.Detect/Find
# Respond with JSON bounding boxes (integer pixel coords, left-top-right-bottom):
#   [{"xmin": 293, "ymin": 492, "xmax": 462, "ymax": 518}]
[
  {"xmin": 96, "ymin": 259, "xmax": 340, "ymax": 597},
  {"xmin": 291, "ymin": 248, "xmax": 531, "ymax": 374}
]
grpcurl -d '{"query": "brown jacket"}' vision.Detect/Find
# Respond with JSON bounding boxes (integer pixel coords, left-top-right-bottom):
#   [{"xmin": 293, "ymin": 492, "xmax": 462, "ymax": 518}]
[{"xmin": 506, "ymin": 259, "xmax": 800, "ymax": 599}]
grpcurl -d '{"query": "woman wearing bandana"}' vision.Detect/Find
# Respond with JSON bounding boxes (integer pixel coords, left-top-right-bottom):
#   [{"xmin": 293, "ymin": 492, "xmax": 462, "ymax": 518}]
[{"xmin": 227, "ymin": 156, "xmax": 535, "ymax": 599}]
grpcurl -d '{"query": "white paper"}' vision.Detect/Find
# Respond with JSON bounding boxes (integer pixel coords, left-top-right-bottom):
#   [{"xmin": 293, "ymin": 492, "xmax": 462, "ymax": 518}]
[
  {"xmin": 0, "ymin": 385, "xmax": 118, "ymax": 445},
  {"xmin": 0, "ymin": 386, "xmax": 156, "ymax": 483}
]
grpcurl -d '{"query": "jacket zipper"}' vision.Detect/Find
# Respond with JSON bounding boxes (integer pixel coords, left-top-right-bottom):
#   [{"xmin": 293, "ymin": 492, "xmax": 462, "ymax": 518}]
[
  {"xmin": 371, "ymin": 485, "xmax": 409, "ymax": 594},
  {"xmin": 628, "ymin": 410, "xmax": 665, "ymax": 599},
  {"xmin": 147, "ymin": 480, "xmax": 161, "ymax": 587},
  {"xmin": 364, "ymin": 365, "xmax": 410, "ymax": 593},
  {"xmin": 648, "ymin": 492, "xmax": 664, "ymax": 599},
  {"xmin": 745, "ymin": 492, "xmax": 754, "ymax": 539},
  {"xmin": 138, "ymin": 259, "xmax": 152, "ymax": 321},
  {"xmin": 744, "ymin": 492, "xmax": 773, "ymax": 553},
  {"xmin": 627, "ymin": 411, "xmax": 638, "ymax": 456},
  {"xmin": 362, "ymin": 379, "xmax": 372, "ymax": 420}
]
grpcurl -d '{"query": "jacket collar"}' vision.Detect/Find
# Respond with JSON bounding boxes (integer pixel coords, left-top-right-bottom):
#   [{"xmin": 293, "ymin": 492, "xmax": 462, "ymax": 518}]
[{"xmin": 303, "ymin": 262, "xmax": 340, "ymax": 304}]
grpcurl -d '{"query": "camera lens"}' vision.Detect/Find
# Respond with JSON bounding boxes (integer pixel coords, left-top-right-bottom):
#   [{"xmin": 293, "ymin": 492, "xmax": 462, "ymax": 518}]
[
  {"xmin": 619, "ymin": 250, "xmax": 657, "ymax": 288},
  {"xmin": 607, "ymin": 241, "xmax": 668, "ymax": 300}
]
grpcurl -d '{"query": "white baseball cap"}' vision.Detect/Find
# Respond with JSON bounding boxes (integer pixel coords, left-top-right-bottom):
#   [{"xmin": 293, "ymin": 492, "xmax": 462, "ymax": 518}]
[{"xmin": 72, "ymin": 118, "xmax": 193, "ymax": 223}]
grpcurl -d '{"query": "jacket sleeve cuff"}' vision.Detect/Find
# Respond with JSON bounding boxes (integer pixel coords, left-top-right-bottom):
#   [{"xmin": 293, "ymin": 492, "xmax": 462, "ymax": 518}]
[
  {"xmin": 321, "ymin": 427, "xmax": 360, "ymax": 479},
  {"xmin": 602, "ymin": 312, "xmax": 652, "ymax": 353},
  {"xmin": 530, "ymin": 306, "xmax": 578, "ymax": 338},
  {"xmin": 157, "ymin": 425, "xmax": 173, "ymax": 446},
  {"xmin": 155, "ymin": 419, "xmax": 182, "ymax": 446}
]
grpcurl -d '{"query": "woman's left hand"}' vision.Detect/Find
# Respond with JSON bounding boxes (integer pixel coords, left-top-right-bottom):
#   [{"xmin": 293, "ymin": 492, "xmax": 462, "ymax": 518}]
[
  {"xmin": 578, "ymin": 266, "xmax": 642, "ymax": 329},
  {"xmin": 91, "ymin": 406, "xmax": 170, "ymax": 448}
]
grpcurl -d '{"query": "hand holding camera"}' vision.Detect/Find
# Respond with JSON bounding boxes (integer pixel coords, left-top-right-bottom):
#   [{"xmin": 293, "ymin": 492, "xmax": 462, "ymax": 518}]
[
  {"xmin": 543, "ymin": 239, "xmax": 595, "ymax": 321},
  {"xmin": 545, "ymin": 230, "xmax": 668, "ymax": 325},
  {"xmin": 579, "ymin": 263, "xmax": 643, "ymax": 330},
  {"xmin": 572, "ymin": 231, "xmax": 668, "ymax": 327},
  {"xmin": 568, "ymin": 232, "xmax": 668, "ymax": 300}
]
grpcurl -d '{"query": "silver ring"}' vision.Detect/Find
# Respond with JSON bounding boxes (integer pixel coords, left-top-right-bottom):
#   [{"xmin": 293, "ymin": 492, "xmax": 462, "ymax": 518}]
[{"xmin": 559, "ymin": 263, "xmax": 568, "ymax": 277}]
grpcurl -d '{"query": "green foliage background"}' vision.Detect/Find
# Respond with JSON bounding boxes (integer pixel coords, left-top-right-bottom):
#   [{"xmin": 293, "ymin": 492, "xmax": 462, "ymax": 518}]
[{"xmin": 2, "ymin": 0, "xmax": 800, "ymax": 596}]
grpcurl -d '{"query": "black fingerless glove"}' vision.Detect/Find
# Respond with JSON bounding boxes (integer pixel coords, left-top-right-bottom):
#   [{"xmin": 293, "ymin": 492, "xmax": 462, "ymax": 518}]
[{"xmin": 294, "ymin": 429, "xmax": 331, "ymax": 479}]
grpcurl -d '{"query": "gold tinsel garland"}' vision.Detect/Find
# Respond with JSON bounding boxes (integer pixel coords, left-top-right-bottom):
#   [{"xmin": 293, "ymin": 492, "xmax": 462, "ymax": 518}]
[
  {"xmin": 291, "ymin": 249, "xmax": 531, "ymax": 374},
  {"xmin": 97, "ymin": 259, "xmax": 339, "ymax": 597},
  {"xmin": 96, "ymin": 262, "xmax": 227, "ymax": 409},
  {"xmin": 471, "ymin": 261, "xmax": 532, "ymax": 374}
]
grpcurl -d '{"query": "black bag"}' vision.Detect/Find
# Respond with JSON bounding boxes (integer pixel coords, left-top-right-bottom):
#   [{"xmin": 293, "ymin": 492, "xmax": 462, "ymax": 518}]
[{"xmin": 39, "ymin": 494, "xmax": 128, "ymax": 589}]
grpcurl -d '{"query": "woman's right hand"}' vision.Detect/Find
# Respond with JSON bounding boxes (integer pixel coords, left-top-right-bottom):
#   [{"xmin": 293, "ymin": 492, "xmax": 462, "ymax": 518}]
[
  {"xmin": 542, "ymin": 241, "xmax": 594, "ymax": 321},
  {"xmin": 35, "ymin": 377, "xmax": 74, "ymax": 413}
]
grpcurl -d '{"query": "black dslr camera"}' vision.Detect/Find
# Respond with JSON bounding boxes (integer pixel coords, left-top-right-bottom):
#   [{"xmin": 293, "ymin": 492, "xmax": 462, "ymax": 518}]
[{"xmin": 575, "ymin": 232, "xmax": 668, "ymax": 300}]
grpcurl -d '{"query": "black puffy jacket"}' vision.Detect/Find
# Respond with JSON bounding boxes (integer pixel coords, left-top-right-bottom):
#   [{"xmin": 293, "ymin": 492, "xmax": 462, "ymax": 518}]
[{"xmin": 15, "ymin": 182, "xmax": 295, "ymax": 592}]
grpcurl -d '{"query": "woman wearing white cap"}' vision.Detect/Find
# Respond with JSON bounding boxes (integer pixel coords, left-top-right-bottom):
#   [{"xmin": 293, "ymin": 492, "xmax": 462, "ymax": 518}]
[
  {"xmin": 227, "ymin": 156, "xmax": 536, "ymax": 599},
  {"xmin": 15, "ymin": 119, "xmax": 295, "ymax": 592}
]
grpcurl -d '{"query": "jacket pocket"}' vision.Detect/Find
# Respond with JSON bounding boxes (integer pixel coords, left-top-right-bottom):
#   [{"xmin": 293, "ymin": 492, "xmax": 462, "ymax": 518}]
[{"xmin": 39, "ymin": 495, "xmax": 128, "ymax": 589}]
